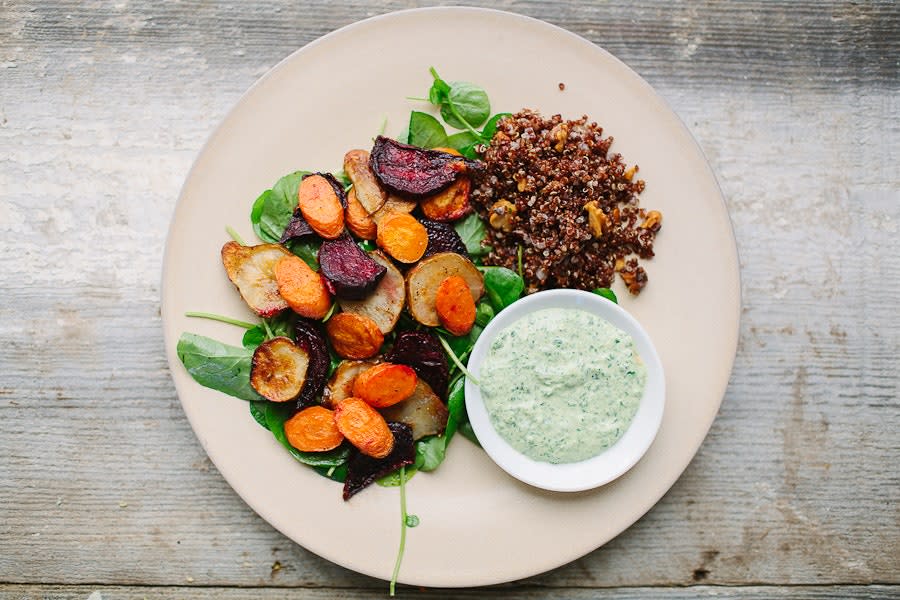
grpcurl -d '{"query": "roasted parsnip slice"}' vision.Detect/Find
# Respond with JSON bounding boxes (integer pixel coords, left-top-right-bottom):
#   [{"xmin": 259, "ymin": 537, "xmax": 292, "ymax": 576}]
[
  {"xmin": 380, "ymin": 379, "xmax": 449, "ymax": 440},
  {"xmin": 323, "ymin": 358, "xmax": 380, "ymax": 408},
  {"xmin": 405, "ymin": 252, "xmax": 484, "ymax": 327},
  {"xmin": 250, "ymin": 337, "xmax": 310, "ymax": 402},
  {"xmin": 343, "ymin": 149, "xmax": 387, "ymax": 215},
  {"xmin": 338, "ymin": 251, "xmax": 405, "ymax": 334},
  {"xmin": 221, "ymin": 241, "xmax": 291, "ymax": 317}
]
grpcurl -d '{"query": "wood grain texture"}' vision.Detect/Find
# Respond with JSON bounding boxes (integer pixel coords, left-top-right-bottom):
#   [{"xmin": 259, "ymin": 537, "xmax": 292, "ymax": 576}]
[
  {"xmin": 2, "ymin": 584, "xmax": 899, "ymax": 599},
  {"xmin": 1, "ymin": 0, "xmax": 898, "ymax": 596}
]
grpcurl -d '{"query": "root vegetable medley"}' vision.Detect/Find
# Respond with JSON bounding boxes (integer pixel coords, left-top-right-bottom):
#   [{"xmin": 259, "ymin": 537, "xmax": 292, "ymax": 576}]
[{"xmin": 176, "ymin": 67, "xmax": 659, "ymax": 592}]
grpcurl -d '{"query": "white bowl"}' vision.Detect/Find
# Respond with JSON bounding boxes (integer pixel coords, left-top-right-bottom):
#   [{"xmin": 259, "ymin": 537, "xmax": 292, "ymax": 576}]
[{"xmin": 465, "ymin": 289, "xmax": 665, "ymax": 492}]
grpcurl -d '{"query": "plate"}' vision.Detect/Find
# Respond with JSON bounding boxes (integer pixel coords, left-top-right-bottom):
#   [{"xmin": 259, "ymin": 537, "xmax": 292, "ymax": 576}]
[
  {"xmin": 162, "ymin": 7, "xmax": 740, "ymax": 587},
  {"xmin": 465, "ymin": 289, "xmax": 666, "ymax": 492}
]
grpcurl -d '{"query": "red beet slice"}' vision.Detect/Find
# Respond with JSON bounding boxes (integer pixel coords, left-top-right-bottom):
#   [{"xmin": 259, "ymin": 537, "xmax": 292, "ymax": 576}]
[
  {"xmin": 293, "ymin": 318, "xmax": 330, "ymax": 409},
  {"xmin": 318, "ymin": 234, "xmax": 387, "ymax": 300},
  {"xmin": 385, "ymin": 330, "xmax": 449, "ymax": 400},
  {"xmin": 279, "ymin": 207, "xmax": 315, "ymax": 244},
  {"xmin": 343, "ymin": 422, "xmax": 414, "ymax": 500},
  {"xmin": 369, "ymin": 136, "xmax": 481, "ymax": 197},
  {"xmin": 421, "ymin": 217, "xmax": 469, "ymax": 259}
]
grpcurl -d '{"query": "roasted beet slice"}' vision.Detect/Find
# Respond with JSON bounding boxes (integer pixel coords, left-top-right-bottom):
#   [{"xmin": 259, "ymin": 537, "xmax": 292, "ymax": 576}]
[
  {"xmin": 421, "ymin": 217, "xmax": 469, "ymax": 259},
  {"xmin": 343, "ymin": 422, "xmax": 414, "ymax": 500},
  {"xmin": 279, "ymin": 207, "xmax": 316, "ymax": 244},
  {"xmin": 385, "ymin": 331, "xmax": 449, "ymax": 400},
  {"xmin": 293, "ymin": 318, "xmax": 330, "ymax": 409},
  {"xmin": 369, "ymin": 136, "xmax": 480, "ymax": 197},
  {"xmin": 318, "ymin": 234, "xmax": 387, "ymax": 300}
]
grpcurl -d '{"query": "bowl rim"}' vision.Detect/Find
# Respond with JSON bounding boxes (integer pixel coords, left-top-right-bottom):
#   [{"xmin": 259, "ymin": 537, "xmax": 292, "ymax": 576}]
[{"xmin": 464, "ymin": 289, "xmax": 666, "ymax": 492}]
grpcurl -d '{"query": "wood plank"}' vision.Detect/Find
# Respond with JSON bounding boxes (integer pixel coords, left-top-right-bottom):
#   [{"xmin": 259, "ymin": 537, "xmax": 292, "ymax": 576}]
[
  {"xmin": 2, "ymin": 584, "xmax": 900, "ymax": 599},
  {"xmin": 1, "ymin": 0, "xmax": 898, "ymax": 592}
]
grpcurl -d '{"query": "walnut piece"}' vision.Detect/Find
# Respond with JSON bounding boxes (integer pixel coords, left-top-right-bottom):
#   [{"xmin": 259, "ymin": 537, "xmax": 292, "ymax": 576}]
[{"xmin": 489, "ymin": 199, "xmax": 517, "ymax": 232}]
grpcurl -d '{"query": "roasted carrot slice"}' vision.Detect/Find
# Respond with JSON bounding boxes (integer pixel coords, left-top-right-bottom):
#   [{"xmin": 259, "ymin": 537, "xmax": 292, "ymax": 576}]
[
  {"xmin": 376, "ymin": 213, "xmax": 428, "ymax": 264},
  {"xmin": 352, "ymin": 363, "xmax": 418, "ymax": 408},
  {"xmin": 274, "ymin": 255, "xmax": 332, "ymax": 319},
  {"xmin": 284, "ymin": 406, "xmax": 344, "ymax": 452},
  {"xmin": 333, "ymin": 397, "xmax": 394, "ymax": 458},
  {"xmin": 344, "ymin": 188, "xmax": 377, "ymax": 240},
  {"xmin": 250, "ymin": 337, "xmax": 310, "ymax": 402},
  {"xmin": 297, "ymin": 174, "xmax": 345, "ymax": 239},
  {"xmin": 420, "ymin": 176, "xmax": 472, "ymax": 222},
  {"xmin": 325, "ymin": 312, "xmax": 384, "ymax": 359},
  {"xmin": 435, "ymin": 275, "xmax": 477, "ymax": 336}
]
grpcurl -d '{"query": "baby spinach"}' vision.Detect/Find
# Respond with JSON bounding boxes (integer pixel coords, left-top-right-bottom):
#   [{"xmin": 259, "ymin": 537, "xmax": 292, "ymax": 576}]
[
  {"xmin": 453, "ymin": 213, "xmax": 489, "ymax": 258},
  {"xmin": 474, "ymin": 300, "xmax": 494, "ymax": 328},
  {"xmin": 428, "ymin": 68, "xmax": 491, "ymax": 133},
  {"xmin": 481, "ymin": 112, "xmax": 512, "ymax": 141},
  {"xmin": 177, "ymin": 333, "xmax": 263, "ymax": 402},
  {"xmin": 415, "ymin": 375, "xmax": 466, "ymax": 472},
  {"xmin": 592, "ymin": 288, "xmax": 618, "ymax": 303},
  {"xmin": 482, "ymin": 266, "xmax": 525, "ymax": 312},
  {"xmin": 249, "ymin": 400, "xmax": 269, "ymax": 430},
  {"xmin": 407, "ymin": 111, "xmax": 448, "ymax": 149},
  {"xmin": 251, "ymin": 171, "xmax": 308, "ymax": 243},
  {"xmin": 288, "ymin": 238, "xmax": 321, "ymax": 270},
  {"xmin": 264, "ymin": 402, "xmax": 350, "ymax": 472}
]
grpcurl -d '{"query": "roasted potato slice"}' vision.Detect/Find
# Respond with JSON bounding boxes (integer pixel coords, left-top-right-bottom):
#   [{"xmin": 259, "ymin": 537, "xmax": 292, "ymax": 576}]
[
  {"xmin": 371, "ymin": 194, "xmax": 417, "ymax": 225},
  {"xmin": 344, "ymin": 149, "xmax": 387, "ymax": 215},
  {"xmin": 221, "ymin": 241, "xmax": 291, "ymax": 317},
  {"xmin": 250, "ymin": 337, "xmax": 310, "ymax": 402},
  {"xmin": 323, "ymin": 358, "xmax": 380, "ymax": 408},
  {"xmin": 405, "ymin": 252, "xmax": 484, "ymax": 327},
  {"xmin": 338, "ymin": 251, "xmax": 405, "ymax": 334},
  {"xmin": 380, "ymin": 379, "xmax": 449, "ymax": 440}
]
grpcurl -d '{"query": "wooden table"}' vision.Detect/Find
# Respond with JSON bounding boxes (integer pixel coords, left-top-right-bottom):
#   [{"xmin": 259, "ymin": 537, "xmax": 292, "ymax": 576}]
[{"xmin": 2, "ymin": 1, "xmax": 897, "ymax": 598}]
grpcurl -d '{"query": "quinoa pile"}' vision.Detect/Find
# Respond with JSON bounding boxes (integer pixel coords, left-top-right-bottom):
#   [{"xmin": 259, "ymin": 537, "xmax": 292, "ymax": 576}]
[{"xmin": 470, "ymin": 110, "xmax": 661, "ymax": 295}]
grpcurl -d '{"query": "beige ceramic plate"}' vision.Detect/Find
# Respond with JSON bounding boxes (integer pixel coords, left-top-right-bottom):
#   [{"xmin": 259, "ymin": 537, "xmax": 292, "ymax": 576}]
[{"xmin": 162, "ymin": 7, "xmax": 740, "ymax": 587}]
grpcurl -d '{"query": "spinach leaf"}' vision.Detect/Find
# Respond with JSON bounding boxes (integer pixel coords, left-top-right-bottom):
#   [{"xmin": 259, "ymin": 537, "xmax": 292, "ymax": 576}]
[
  {"xmin": 250, "ymin": 171, "xmax": 308, "ymax": 243},
  {"xmin": 408, "ymin": 111, "xmax": 448, "ymax": 149},
  {"xmin": 446, "ymin": 131, "xmax": 479, "ymax": 152},
  {"xmin": 249, "ymin": 400, "xmax": 270, "ymax": 430},
  {"xmin": 428, "ymin": 68, "xmax": 490, "ymax": 132},
  {"xmin": 593, "ymin": 288, "xmax": 618, "ymax": 304},
  {"xmin": 481, "ymin": 112, "xmax": 512, "ymax": 141},
  {"xmin": 458, "ymin": 421, "xmax": 481, "ymax": 447},
  {"xmin": 444, "ymin": 324, "xmax": 483, "ymax": 360},
  {"xmin": 288, "ymin": 238, "xmax": 321, "ymax": 270},
  {"xmin": 242, "ymin": 326, "xmax": 266, "ymax": 349},
  {"xmin": 177, "ymin": 333, "xmax": 263, "ymax": 402},
  {"xmin": 415, "ymin": 436, "xmax": 446, "ymax": 472},
  {"xmin": 377, "ymin": 466, "xmax": 417, "ymax": 486},
  {"xmin": 441, "ymin": 82, "xmax": 491, "ymax": 130},
  {"xmin": 264, "ymin": 402, "xmax": 350, "ymax": 469},
  {"xmin": 453, "ymin": 213, "xmax": 489, "ymax": 257},
  {"xmin": 428, "ymin": 74, "xmax": 451, "ymax": 105},
  {"xmin": 474, "ymin": 300, "xmax": 495, "ymax": 328},
  {"xmin": 482, "ymin": 267, "xmax": 525, "ymax": 312}
]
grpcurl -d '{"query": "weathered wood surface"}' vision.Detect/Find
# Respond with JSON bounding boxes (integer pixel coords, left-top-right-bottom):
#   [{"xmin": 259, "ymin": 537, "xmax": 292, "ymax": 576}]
[{"xmin": 1, "ymin": 0, "xmax": 897, "ymax": 597}]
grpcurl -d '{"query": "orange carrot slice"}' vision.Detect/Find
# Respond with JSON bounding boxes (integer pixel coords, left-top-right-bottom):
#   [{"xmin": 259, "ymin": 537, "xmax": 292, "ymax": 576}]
[
  {"xmin": 376, "ymin": 213, "xmax": 428, "ymax": 263},
  {"xmin": 352, "ymin": 363, "xmax": 418, "ymax": 408},
  {"xmin": 284, "ymin": 406, "xmax": 344, "ymax": 452},
  {"xmin": 345, "ymin": 187, "xmax": 377, "ymax": 240},
  {"xmin": 333, "ymin": 397, "xmax": 394, "ymax": 458},
  {"xmin": 274, "ymin": 255, "xmax": 332, "ymax": 319},
  {"xmin": 435, "ymin": 275, "xmax": 477, "ymax": 336},
  {"xmin": 297, "ymin": 174, "xmax": 345, "ymax": 239},
  {"xmin": 325, "ymin": 312, "xmax": 384, "ymax": 359}
]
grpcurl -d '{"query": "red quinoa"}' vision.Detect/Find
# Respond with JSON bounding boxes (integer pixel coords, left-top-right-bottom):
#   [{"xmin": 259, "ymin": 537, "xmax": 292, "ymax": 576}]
[{"xmin": 470, "ymin": 110, "xmax": 661, "ymax": 295}]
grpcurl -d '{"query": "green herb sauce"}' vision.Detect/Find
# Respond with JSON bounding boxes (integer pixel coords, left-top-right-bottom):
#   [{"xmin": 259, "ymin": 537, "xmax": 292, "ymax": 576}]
[{"xmin": 479, "ymin": 308, "xmax": 646, "ymax": 463}]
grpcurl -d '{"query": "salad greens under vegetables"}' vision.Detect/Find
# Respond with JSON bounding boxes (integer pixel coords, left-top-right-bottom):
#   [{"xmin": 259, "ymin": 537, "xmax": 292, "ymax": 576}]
[{"xmin": 176, "ymin": 68, "xmax": 523, "ymax": 595}]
